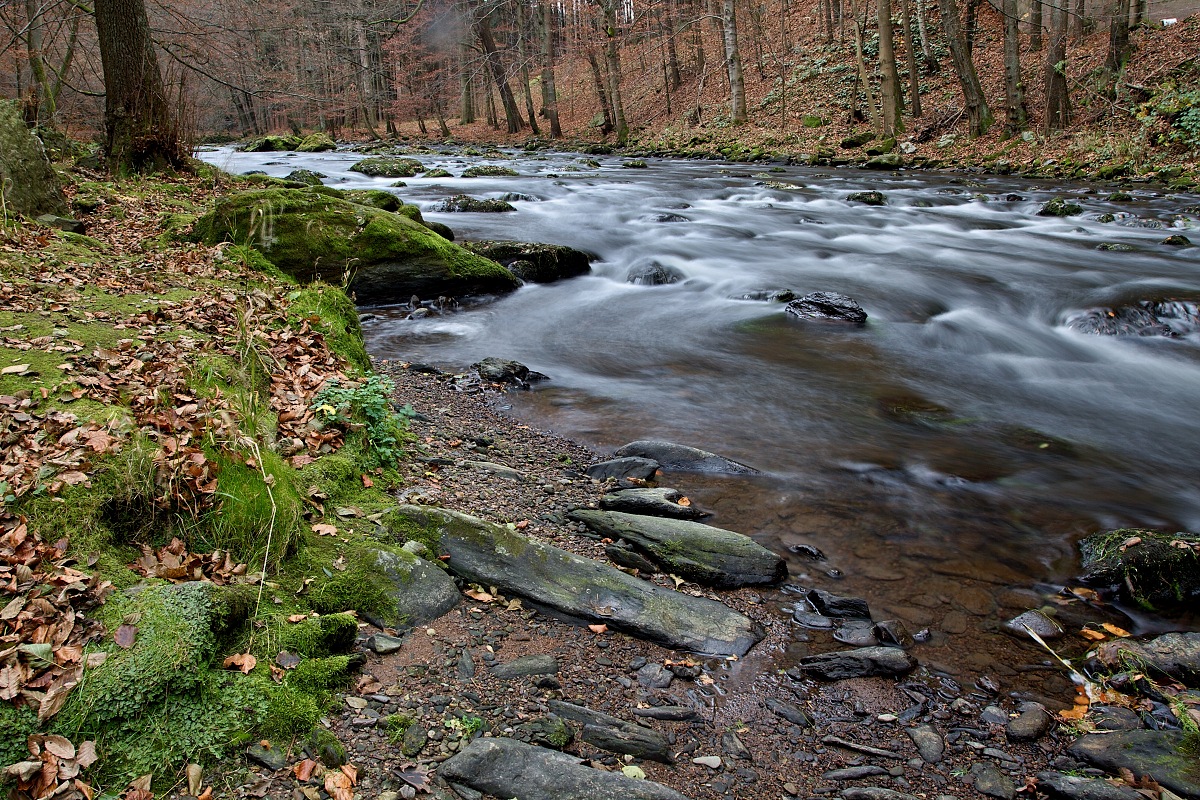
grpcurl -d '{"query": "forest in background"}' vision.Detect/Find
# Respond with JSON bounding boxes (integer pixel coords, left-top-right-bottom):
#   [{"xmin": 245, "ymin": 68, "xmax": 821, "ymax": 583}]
[{"xmin": 3, "ymin": 0, "xmax": 1200, "ymax": 174}]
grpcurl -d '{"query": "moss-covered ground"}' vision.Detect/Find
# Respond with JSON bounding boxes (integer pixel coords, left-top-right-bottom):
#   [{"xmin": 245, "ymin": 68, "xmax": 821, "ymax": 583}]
[{"xmin": 0, "ymin": 162, "xmax": 435, "ymax": 794}]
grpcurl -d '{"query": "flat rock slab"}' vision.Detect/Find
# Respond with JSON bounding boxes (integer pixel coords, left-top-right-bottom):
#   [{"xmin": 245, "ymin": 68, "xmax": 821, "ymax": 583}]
[
  {"xmin": 438, "ymin": 737, "xmax": 692, "ymax": 800},
  {"xmin": 1036, "ymin": 772, "xmax": 1143, "ymax": 800},
  {"xmin": 392, "ymin": 505, "xmax": 763, "ymax": 656},
  {"xmin": 1069, "ymin": 730, "xmax": 1200, "ymax": 799},
  {"xmin": 568, "ymin": 509, "xmax": 786, "ymax": 589},
  {"xmin": 601, "ymin": 488, "xmax": 711, "ymax": 520},
  {"xmin": 491, "ymin": 654, "xmax": 559, "ymax": 679},
  {"xmin": 549, "ymin": 700, "xmax": 672, "ymax": 762},
  {"xmin": 840, "ymin": 789, "xmax": 920, "ymax": 800},
  {"xmin": 586, "ymin": 457, "xmax": 661, "ymax": 482},
  {"xmin": 613, "ymin": 440, "xmax": 759, "ymax": 474},
  {"xmin": 792, "ymin": 646, "xmax": 917, "ymax": 680},
  {"xmin": 1097, "ymin": 632, "xmax": 1200, "ymax": 686}
]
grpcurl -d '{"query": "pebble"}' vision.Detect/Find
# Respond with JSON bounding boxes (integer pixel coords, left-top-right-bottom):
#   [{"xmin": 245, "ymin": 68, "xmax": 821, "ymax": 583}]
[
  {"xmin": 824, "ymin": 766, "xmax": 889, "ymax": 780},
  {"xmin": 693, "ymin": 755, "xmax": 723, "ymax": 769},
  {"xmin": 636, "ymin": 662, "xmax": 674, "ymax": 688}
]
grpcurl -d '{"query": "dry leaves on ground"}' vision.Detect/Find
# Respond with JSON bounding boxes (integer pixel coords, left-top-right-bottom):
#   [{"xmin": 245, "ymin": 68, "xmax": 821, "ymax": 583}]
[{"xmin": 2, "ymin": 734, "xmax": 98, "ymax": 800}]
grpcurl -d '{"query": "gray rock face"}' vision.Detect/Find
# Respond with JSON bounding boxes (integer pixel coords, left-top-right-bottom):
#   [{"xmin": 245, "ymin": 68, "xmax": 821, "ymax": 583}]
[
  {"xmin": 392, "ymin": 505, "xmax": 764, "ymax": 656},
  {"xmin": 1004, "ymin": 609, "xmax": 1064, "ymax": 639},
  {"xmin": 792, "ymin": 646, "xmax": 917, "ymax": 680},
  {"xmin": 586, "ymin": 457, "xmax": 661, "ymax": 482},
  {"xmin": 970, "ymin": 762, "xmax": 1016, "ymax": 800},
  {"xmin": 613, "ymin": 440, "xmax": 759, "ymax": 474},
  {"xmin": 600, "ymin": 488, "xmax": 711, "ymax": 520},
  {"xmin": 1068, "ymin": 302, "xmax": 1200, "ymax": 338},
  {"xmin": 765, "ymin": 698, "xmax": 813, "ymax": 727},
  {"xmin": 371, "ymin": 548, "xmax": 460, "ymax": 626},
  {"xmin": 491, "ymin": 654, "xmax": 559, "ymax": 679},
  {"xmin": 636, "ymin": 662, "xmax": 674, "ymax": 688},
  {"xmin": 438, "ymin": 737, "xmax": 692, "ymax": 800},
  {"xmin": 786, "ymin": 292, "xmax": 868, "ymax": 323},
  {"xmin": 0, "ymin": 101, "xmax": 67, "ymax": 217},
  {"xmin": 1036, "ymin": 772, "xmax": 1143, "ymax": 800},
  {"xmin": 548, "ymin": 700, "xmax": 672, "ymax": 762},
  {"xmin": 462, "ymin": 240, "xmax": 593, "ymax": 283},
  {"xmin": 1069, "ymin": 730, "xmax": 1200, "ymax": 799},
  {"xmin": 907, "ymin": 724, "xmax": 945, "ymax": 763},
  {"xmin": 1079, "ymin": 528, "xmax": 1200, "ymax": 610},
  {"xmin": 568, "ymin": 509, "xmax": 787, "ymax": 589},
  {"xmin": 472, "ymin": 357, "xmax": 539, "ymax": 387},
  {"xmin": 807, "ymin": 588, "xmax": 871, "ymax": 619}
]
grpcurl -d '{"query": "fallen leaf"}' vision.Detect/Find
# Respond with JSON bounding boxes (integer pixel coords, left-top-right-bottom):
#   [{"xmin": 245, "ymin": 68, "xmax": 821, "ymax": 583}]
[
  {"xmin": 324, "ymin": 769, "xmax": 353, "ymax": 800},
  {"xmin": 222, "ymin": 653, "xmax": 257, "ymax": 674},
  {"xmin": 588, "ymin": 624, "xmax": 608, "ymax": 634},
  {"xmin": 340, "ymin": 764, "xmax": 358, "ymax": 785},
  {"xmin": 293, "ymin": 759, "xmax": 317, "ymax": 782},
  {"xmin": 1119, "ymin": 536, "xmax": 1142, "ymax": 550},
  {"xmin": 287, "ymin": 614, "xmax": 309, "ymax": 623},
  {"xmin": 677, "ymin": 496, "xmax": 691, "ymax": 506},
  {"xmin": 464, "ymin": 588, "xmax": 494, "ymax": 603},
  {"xmin": 275, "ymin": 651, "xmax": 301, "ymax": 670},
  {"xmin": 622, "ymin": 765, "xmax": 646, "ymax": 779},
  {"xmin": 311, "ymin": 523, "xmax": 338, "ymax": 536},
  {"xmin": 1, "ymin": 363, "xmax": 30, "ymax": 374},
  {"xmin": 115, "ymin": 624, "xmax": 138, "ymax": 649},
  {"xmin": 1080, "ymin": 628, "xmax": 1107, "ymax": 641},
  {"xmin": 361, "ymin": 474, "xmax": 373, "ymax": 488},
  {"xmin": 186, "ymin": 763, "xmax": 203, "ymax": 796},
  {"xmin": 1102, "ymin": 623, "xmax": 1132, "ymax": 638},
  {"xmin": 41, "ymin": 735, "xmax": 75, "ymax": 760}
]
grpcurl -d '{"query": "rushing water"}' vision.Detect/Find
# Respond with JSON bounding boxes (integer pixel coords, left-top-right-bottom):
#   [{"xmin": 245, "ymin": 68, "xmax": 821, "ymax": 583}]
[{"xmin": 201, "ymin": 146, "xmax": 1200, "ymax": 702}]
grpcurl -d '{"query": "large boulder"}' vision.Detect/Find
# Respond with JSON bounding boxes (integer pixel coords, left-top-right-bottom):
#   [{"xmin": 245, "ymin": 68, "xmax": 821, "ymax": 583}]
[
  {"xmin": 627, "ymin": 262, "xmax": 683, "ymax": 286},
  {"xmin": 462, "ymin": 240, "xmax": 593, "ymax": 283},
  {"xmin": 371, "ymin": 548, "xmax": 460, "ymax": 626},
  {"xmin": 0, "ymin": 101, "xmax": 67, "ymax": 217},
  {"xmin": 439, "ymin": 738, "xmax": 692, "ymax": 800},
  {"xmin": 238, "ymin": 135, "xmax": 302, "ymax": 152},
  {"xmin": 1079, "ymin": 527, "xmax": 1200, "ymax": 611},
  {"xmin": 297, "ymin": 132, "xmax": 337, "ymax": 152},
  {"xmin": 613, "ymin": 440, "xmax": 758, "ymax": 474},
  {"xmin": 390, "ymin": 505, "xmax": 763, "ymax": 656},
  {"xmin": 349, "ymin": 156, "xmax": 424, "ymax": 177},
  {"xmin": 192, "ymin": 188, "xmax": 516, "ymax": 304},
  {"xmin": 567, "ymin": 509, "xmax": 787, "ymax": 589},
  {"xmin": 1096, "ymin": 631, "xmax": 1200, "ymax": 686},
  {"xmin": 1069, "ymin": 731, "xmax": 1200, "ymax": 799},
  {"xmin": 1066, "ymin": 299, "xmax": 1200, "ymax": 337}
]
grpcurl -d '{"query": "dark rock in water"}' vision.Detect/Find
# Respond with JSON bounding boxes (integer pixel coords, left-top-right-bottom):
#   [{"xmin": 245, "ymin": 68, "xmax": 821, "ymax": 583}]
[
  {"xmin": 793, "ymin": 609, "xmax": 835, "ymax": 629},
  {"xmin": 1090, "ymin": 705, "xmax": 1144, "ymax": 731},
  {"xmin": 1079, "ymin": 527, "xmax": 1200, "ymax": 610},
  {"xmin": 463, "ymin": 240, "xmax": 594, "ymax": 283},
  {"xmin": 435, "ymin": 194, "xmax": 515, "ymax": 213},
  {"xmin": 765, "ymin": 698, "xmax": 813, "ymax": 727},
  {"xmin": 392, "ymin": 505, "xmax": 764, "ymax": 656},
  {"xmin": 872, "ymin": 620, "xmax": 913, "ymax": 648},
  {"xmin": 473, "ymin": 357, "xmax": 535, "ymax": 386},
  {"xmin": 1036, "ymin": 772, "xmax": 1143, "ymax": 800},
  {"xmin": 970, "ymin": 762, "xmax": 1016, "ymax": 800},
  {"xmin": 585, "ymin": 457, "xmax": 661, "ymax": 482},
  {"xmin": 806, "ymin": 588, "xmax": 871, "ymax": 619},
  {"xmin": 1067, "ymin": 300, "xmax": 1200, "ymax": 337},
  {"xmin": 907, "ymin": 724, "xmax": 945, "ymax": 763},
  {"xmin": 283, "ymin": 168, "xmax": 325, "ymax": 185},
  {"xmin": 1097, "ymin": 243, "xmax": 1135, "ymax": 251},
  {"xmin": 462, "ymin": 165, "xmax": 519, "ymax": 177},
  {"xmin": 788, "ymin": 543, "xmax": 826, "ymax": 560},
  {"xmin": 613, "ymin": 440, "xmax": 759, "ymax": 474},
  {"xmin": 1069, "ymin": 730, "xmax": 1200, "ymax": 799},
  {"xmin": 600, "ymin": 487, "xmax": 710, "ymax": 520},
  {"xmin": 736, "ymin": 288, "xmax": 797, "ymax": 302},
  {"xmin": 627, "ymin": 262, "xmax": 683, "ymax": 286},
  {"xmin": 349, "ymin": 156, "xmax": 424, "ymax": 177},
  {"xmin": 846, "ymin": 191, "xmax": 887, "ymax": 205},
  {"xmin": 1095, "ymin": 631, "xmax": 1200, "ymax": 685},
  {"xmin": 423, "ymin": 168, "xmax": 453, "ymax": 178},
  {"xmin": 547, "ymin": 701, "xmax": 672, "ymax": 762},
  {"xmin": 792, "ymin": 646, "xmax": 917, "ymax": 679},
  {"xmin": 568, "ymin": 509, "xmax": 788, "ymax": 589},
  {"xmin": 786, "ymin": 292, "xmax": 868, "ymax": 323},
  {"xmin": 1006, "ymin": 705, "xmax": 1053, "ymax": 741},
  {"xmin": 1004, "ymin": 609, "xmax": 1064, "ymax": 639},
  {"xmin": 1162, "ymin": 235, "xmax": 1191, "ymax": 246},
  {"xmin": 498, "ymin": 192, "xmax": 539, "ymax": 202},
  {"xmin": 605, "ymin": 541, "xmax": 661, "ymax": 573},
  {"xmin": 438, "ymin": 738, "xmax": 691, "ymax": 800},
  {"xmin": 422, "ymin": 220, "xmax": 455, "ymax": 240},
  {"xmin": 1038, "ymin": 197, "xmax": 1083, "ymax": 217},
  {"xmin": 650, "ymin": 213, "xmax": 690, "ymax": 223},
  {"xmin": 833, "ymin": 619, "xmax": 878, "ymax": 646},
  {"xmin": 491, "ymin": 654, "xmax": 559, "ymax": 679},
  {"xmin": 246, "ymin": 743, "xmax": 287, "ymax": 771}
]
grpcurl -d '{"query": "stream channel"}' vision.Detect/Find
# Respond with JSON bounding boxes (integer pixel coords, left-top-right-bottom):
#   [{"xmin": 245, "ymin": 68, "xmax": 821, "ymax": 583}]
[{"xmin": 201, "ymin": 146, "xmax": 1200, "ymax": 706}]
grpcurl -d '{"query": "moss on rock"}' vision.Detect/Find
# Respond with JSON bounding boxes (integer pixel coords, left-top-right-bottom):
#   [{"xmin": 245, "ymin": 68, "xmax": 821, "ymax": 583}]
[
  {"xmin": 279, "ymin": 613, "xmax": 359, "ymax": 658},
  {"xmin": 1080, "ymin": 527, "xmax": 1200, "ymax": 611},
  {"xmin": 297, "ymin": 133, "xmax": 337, "ymax": 153},
  {"xmin": 349, "ymin": 157, "xmax": 424, "ymax": 177}
]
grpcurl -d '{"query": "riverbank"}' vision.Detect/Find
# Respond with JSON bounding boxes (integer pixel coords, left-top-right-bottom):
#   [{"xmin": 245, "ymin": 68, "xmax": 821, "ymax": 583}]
[{"xmin": 2, "ymin": 158, "xmax": 1198, "ymax": 800}]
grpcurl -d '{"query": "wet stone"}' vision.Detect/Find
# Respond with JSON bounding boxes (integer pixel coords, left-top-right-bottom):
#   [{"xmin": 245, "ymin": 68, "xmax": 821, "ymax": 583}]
[
  {"xmin": 834, "ymin": 619, "xmax": 879, "ymax": 646},
  {"xmin": 1006, "ymin": 706, "xmax": 1052, "ymax": 741},
  {"xmin": 969, "ymin": 763, "xmax": 1015, "ymax": 800},
  {"xmin": 1005, "ymin": 610, "xmax": 1063, "ymax": 639},
  {"xmin": 367, "ymin": 634, "xmax": 405, "ymax": 655},
  {"xmin": 721, "ymin": 731, "xmax": 752, "ymax": 760},
  {"xmin": 840, "ymin": 789, "xmax": 920, "ymax": 800},
  {"xmin": 1035, "ymin": 772, "xmax": 1143, "ymax": 800},
  {"xmin": 907, "ymin": 724, "xmax": 945, "ymax": 764},
  {"xmin": 246, "ymin": 743, "xmax": 287, "ymax": 771},
  {"xmin": 491, "ymin": 654, "xmax": 559, "ymax": 679},
  {"xmin": 765, "ymin": 698, "xmax": 813, "ymax": 727},
  {"xmin": 980, "ymin": 706, "xmax": 1009, "ymax": 726},
  {"xmin": 637, "ymin": 662, "xmax": 674, "ymax": 688},
  {"xmin": 1090, "ymin": 705, "xmax": 1143, "ymax": 731},
  {"xmin": 824, "ymin": 766, "xmax": 889, "ymax": 781}
]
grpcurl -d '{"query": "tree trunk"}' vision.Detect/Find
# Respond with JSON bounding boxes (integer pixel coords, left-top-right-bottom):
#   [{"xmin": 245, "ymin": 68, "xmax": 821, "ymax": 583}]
[
  {"xmin": 937, "ymin": 0, "xmax": 993, "ymax": 136},
  {"xmin": 516, "ymin": 2, "xmax": 541, "ymax": 136},
  {"xmin": 459, "ymin": 42, "xmax": 476, "ymax": 124},
  {"xmin": 1071, "ymin": 0, "xmax": 1085, "ymax": 39},
  {"xmin": 475, "ymin": 11, "xmax": 525, "ymax": 133},
  {"xmin": 1044, "ymin": 0, "xmax": 1071, "ymax": 132},
  {"xmin": 1105, "ymin": 0, "xmax": 1131, "ymax": 76},
  {"xmin": 586, "ymin": 49, "xmax": 615, "ymax": 134},
  {"xmin": 916, "ymin": 0, "xmax": 939, "ymax": 71},
  {"xmin": 1003, "ymin": 0, "xmax": 1028, "ymax": 135},
  {"xmin": 900, "ymin": 0, "xmax": 922, "ymax": 116},
  {"xmin": 23, "ymin": 0, "xmax": 51, "ymax": 124},
  {"xmin": 721, "ymin": 0, "xmax": 748, "ymax": 124},
  {"xmin": 541, "ymin": 2, "xmax": 562, "ymax": 137},
  {"xmin": 1030, "ymin": 0, "xmax": 1043, "ymax": 50},
  {"xmin": 665, "ymin": 14, "xmax": 683, "ymax": 88},
  {"xmin": 879, "ymin": 0, "xmax": 904, "ymax": 134},
  {"xmin": 780, "ymin": 0, "xmax": 790, "ymax": 132},
  {"xmin": 850, "ymin": 3, "xmax": 879, "ymax": 131},
  {"xmin": 600, "ymin": 0, "xmax": 629, "ymax": 142},
  {"xmin": 94, "ymin": 0, "xmax": 185, "ymax": 173}
]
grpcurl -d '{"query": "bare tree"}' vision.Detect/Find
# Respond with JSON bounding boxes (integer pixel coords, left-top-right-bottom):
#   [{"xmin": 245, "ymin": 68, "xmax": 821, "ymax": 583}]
[
  {"xmin": 1003, "ymin": 0, "xmax": 1027, "ymax": 135},
  {"xmin": 1043, "ymin": 0, "xmax": 1070, "ymax": 132},
  {"xmin": 720, "ymin": 0, "xmax": 747, "ymax": 123},
  {"xmin": 937, "ymin": 0, "xmax": 992, "ymax": 136},
  {"xmin": 540, "ymin": 1, "xmax": 561, "ymax": 137},
  {"xmin": 899, "ymin": 0, "xmax": 922, "ymax": 116},
  {"xmin": 879, "ymin": 0, "xmax": 904, "ymax": 134}
]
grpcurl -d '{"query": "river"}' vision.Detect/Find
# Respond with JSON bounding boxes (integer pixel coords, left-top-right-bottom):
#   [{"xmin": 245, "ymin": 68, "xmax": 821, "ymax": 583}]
[{"xmin": 200, "ymin": 145, "xmax": 1200, "ymax": 703}]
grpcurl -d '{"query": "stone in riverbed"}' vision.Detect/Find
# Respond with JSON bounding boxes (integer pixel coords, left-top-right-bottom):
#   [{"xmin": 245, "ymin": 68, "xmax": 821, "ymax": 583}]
[
  {"xmin": 1095, "ymin": 631, "xmax": 1200, "ymax": 686},
  {"xmin": 472, "ymin": 357, "xmax": 539, "ymax": 387},
  {"xmin": 791, "ymin": 646, "xmax": 917, "ymax": 680},
  {"xmin": 1004, "ymin": 609, "xmax": 1063, "ymax": 640},
  {"xmin": 1067, "ymin": 300, "xmax": 1200, "ymax": 338},
  {"xmin": 462, "ymin": 240, "xmax": 593, "ymax": 283},
  {"xmin": 807, "ymin": 588, "xmax": 871, "ymax": 619},
  {"xmin": 600, "ymin": 487, "xmax": 711, "ymax": 520},
  {"xmin": 786, "ymin": 292, "xmax": 868, "ymax": 323},
  {"xmin": 627, "ymin": 262, "xmax": 683, "ymax": 286},
  {"xmin": 547, "ymin": 701, "xmax": 672, "ymax": 762},
  {"xmin": 435, "ymin": 194, "xmax": 515, "ymax": 213},
  {"xmin": 1036, "ymin": 772, "xmax": 1143, "ymax": 800},
  {"xmin": 568, "ymin": 509, "xmax": 787, "ymax": 589},
  {"xmin": 1069, "ymin": 730, "xmax": 1200, "ymax": 799},
  {"xmin": 586, "ymin": 457, "xmax": 660, "ymax": 482},
  {"xmin": 833, "ymin": 619, "xmax": 878, "ymax": 646},
  {"xmin": 604, "ymin": 541, "xmax": 660, "ymax": 573},
  {"xmin": 846, "ymin": 191, "xmax": 887, "ymax": 205},
  {"xmin": 613, "ymin": 440, "xmax": 759, "ymax": 474},
  {"xmin": 636, "ymin": 662, "xmax": 674, "ymax": 688},
  {"xmin": 391, "ymin": 505, "xmax": 764, "ymax": 656},
  {"xmin": 1006, "ymin": 704, "xmax": 1052, "ymax": 741},
  {"xmin": 1079, "ymin": 527, "xmax": 1200, "ymax": 610},
  {"xmin": 246, "ymin": 743, "xmax": 287, "ymax": 771},
  {"xmin": 491, "ymin": 654, "xmax": 559, "ymax": 679},
  {"xmin": 765, "ymin": 698, "xmax": 813, "ymax": 727},
  {"xmin": 1038, "ymin": 197, "xmax": 1083, "ymax": 217},
  {"xmin": 970, "ymin": 762, "xmax": 1016, "ymax": 800},
  {"xmin": 907, "ymin": 724, "xmax": 945, "ymax": 763},
  {"xmin": 371, "ymin": 548, "xmax": 461, "ymax": 626},
  {"xmin": 840, "ymin": 789, "xmax": 920, "ymax": 800}
]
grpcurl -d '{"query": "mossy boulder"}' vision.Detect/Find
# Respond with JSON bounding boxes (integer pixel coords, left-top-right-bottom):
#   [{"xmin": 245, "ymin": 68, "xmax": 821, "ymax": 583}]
[
  {"xmin": 461, "ymin": 240, "xmax": 593, "ymax": 283},
  {"xmin": 840, "ymin": 131, "xmax": 875, "ymax": 149},
  {"xmin": 372, "ymin": 547, "xmax": 460, "ymax": 625},
  {"xmin": 297, "ymin": 133, "xmax": 337, "ymax": 152},
  {"xmin": 0, "ymin": 100, "xmax": 67, "ymax": 217},
  {"xmin": 1079, "ymin": 527, "xmax": 1200, "ymax": 611},
  {"xmin": 434, "ymin": 195, "xmax": 515, "ymax": 213},
  {"xmin": 284, "ymin": 169, "xmax": 326, "ymax": 186},
  {"xmin": 239, "ymin": 135, "xmax": 302, "ymax": 152},
  {"xmin": 192, "ymin": 188, "xmax": 516, "ymax": 304},
  {"xmin": 462, "ymin": 165, "xmax": 519, "ymax": 177},
  {"xmin": 846, "ymin": 190, "xmax": 887, "ymax": 206},
  {"xmin": 864, "ymin": 153, "xmax": 903, "ymax": 170},
  {"xmin": 424, "ymin": 168, "xmax": 454, "ymax": 178},
  {"xmin": 350, "ymin": 157, "xmax": 424, "ymax": 178},
  {"xmin": 1038, "ymin": 197, "xmax": 1083, "ymax": 217},
  {"xmin": 279, "ymin": 613, "xmax": 359, "ymax": 657},
  {"xmin": 342, "ymin": 189, "xmax": 403, "ymax": 212}
]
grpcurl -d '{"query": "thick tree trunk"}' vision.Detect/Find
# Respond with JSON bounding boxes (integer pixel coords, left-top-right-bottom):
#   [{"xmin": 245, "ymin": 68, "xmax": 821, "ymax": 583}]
[
  {"xmin": 474, "ymin": 11, "xmax": 524, "ymax": 134},
  {"xmin": 94, "ymin": 0, "xmax": 184, "ymax": 173},
  {"xmin": 1030, "ymin": 0, "xmax": 1044, "ymax": 50},
  {"xmin": 600, "ymin": 0, "xmax": 629, "ymax": 143},
  {"xmin": 459, "ymin": 42, "xmax": 476, "ymax": 124},
  {"xmin": 516, "ymin": 3, "xmax": 541, "ymax": 136},
  {"xmin": 900, "ymin": 0, "xmax": 922, "ymax": 116},
  {"xmin": 879, "ymin": 0, "xmax": 904, "ymax": 134},
  {"xmin": 541, "ymin": 3, "xmax": 562, "ymax": 137},
  {"xmin": 1044, "ymin": 0, "xmax": 1071, "ymax": 132},
  {"xmin": 1003, "ymin": 0, "xmax": 1028, "ymax": 135},
  {"xmin": 1105, "ymin": 0, "xmax": 1131, "ymax": 76},
  {"xmin": 586, "ymin": 49, "xmax": 615, "ymax": 135},
  {"xmin": 721, "ymin": 0, "xmax": 748, "ymax": 124},
  {"xmin": 937, "ymin": 0, "xmax": 993, "ymax": 136}
]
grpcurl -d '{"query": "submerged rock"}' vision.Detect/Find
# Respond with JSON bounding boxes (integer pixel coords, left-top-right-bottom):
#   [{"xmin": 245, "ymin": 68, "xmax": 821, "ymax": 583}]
[
  {"xmin": 462, "ymin": 240, "xmax": 593, "ymax": 283},
  {"xmin": 627, "ymin": 262, "xmax": 683, "ymax": 286},
  {"xmin": 568, "ymin": 509, "xmax": 787, "ymax": 589},
  {"xmin": 613, "ymin": 440, "xmax": 759, "ymax": 474},
  {"xmin": 1079, "ymin": 527, "xmax": 1200, "ymax": 610},
  {"xmin": 600, "ymin": 487, "xmax": 711, "ymax": 520},
  {"xmin": 846, "ymin": 191, "xmax": 886, "ymax": 205},
  {"xmin": 1066, "ymin": 299, "xmax": 1200, "ymax": 337},
  {"xmin": 585, "ymin": 457, "xmax": 661, "ymax": 482},
  {"xmin": 791, "ymin": 646, "xmax": 917, "ymax": 679},
  {"xmin": 391, "ymin": 505, "xmax": 764, "ymax": 656},
  {"xmin": 806, "ymin": 588, "xmax": 871, "ymax": 619},
  {"xmin": 439, "ymin": 738, "xmax": 692, "ymax": 800},
  {"xmin": 1069, "ymin": 730, "xmax": 1200, "ymax": 799},
  {"xmin": 1038, "ymin": 197, "xmax": 1083, "ymax": 217},
  {"xmin": 735, "ymin": 288, "xmax": 797, "ymax": 302},
  {"xmin": 785, "ymin": 292, "xmax": 869, "ymax": 323}
]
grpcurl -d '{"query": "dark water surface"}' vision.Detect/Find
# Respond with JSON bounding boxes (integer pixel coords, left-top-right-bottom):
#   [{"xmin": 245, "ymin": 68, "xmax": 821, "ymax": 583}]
[{"xmin": 201, "ymin": 146, "xmax": 1200, "ymax": 703}]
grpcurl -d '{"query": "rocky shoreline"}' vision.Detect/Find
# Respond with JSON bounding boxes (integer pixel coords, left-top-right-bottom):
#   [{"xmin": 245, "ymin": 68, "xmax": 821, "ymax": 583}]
[{"xmin": 214, "ymin": 359, "xmax": 1200, "ymax": 800}]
